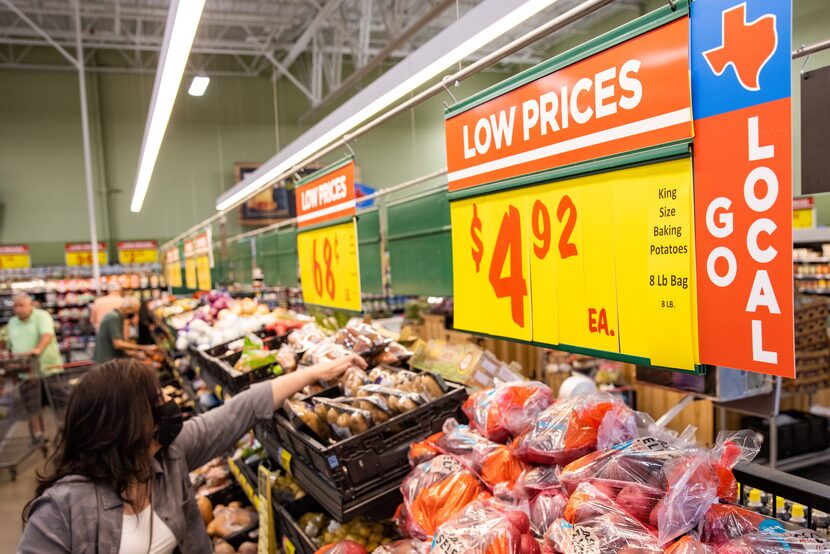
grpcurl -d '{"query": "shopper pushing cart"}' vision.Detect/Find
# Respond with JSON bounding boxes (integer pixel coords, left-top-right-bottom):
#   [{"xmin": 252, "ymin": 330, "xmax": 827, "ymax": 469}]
[
  {"xmin": 0, "ymin": 355, "xmax": 48, "ymax": 481},
  {"xmin": 1, "ymin": 292, "xmax": 63, "ymax": 441}
]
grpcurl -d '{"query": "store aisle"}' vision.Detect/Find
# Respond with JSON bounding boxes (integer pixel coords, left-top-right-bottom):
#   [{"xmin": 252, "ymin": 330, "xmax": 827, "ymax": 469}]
[{"xmin": 0, "ymin": 412, "xmax": 56, "ymax": 554}]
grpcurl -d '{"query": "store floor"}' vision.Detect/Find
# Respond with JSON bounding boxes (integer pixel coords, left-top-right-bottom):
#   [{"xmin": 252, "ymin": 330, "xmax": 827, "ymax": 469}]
[{"xmin": 0, "ymin": 412, "xmax": 56, "ymax": 554}]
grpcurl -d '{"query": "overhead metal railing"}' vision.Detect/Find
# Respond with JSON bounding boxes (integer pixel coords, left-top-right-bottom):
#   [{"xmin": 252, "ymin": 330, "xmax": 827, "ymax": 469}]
[
  {"xmin": 218, "ymin": 168, "xmax": 449, "ymax": 246},
  {"xmin": 160, "ymin": 0, "xmax": 617, "ymax": 251}
]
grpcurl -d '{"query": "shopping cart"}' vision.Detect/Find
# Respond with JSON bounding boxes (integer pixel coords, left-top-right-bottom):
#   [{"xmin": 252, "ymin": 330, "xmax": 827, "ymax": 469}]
[
  {"xmin": 0, "ymin": 355, "xmax": 48, "ymax": 481},
  {"xmin": 43, "ymin": 360, "xmax": 95, "ymax": 445}
]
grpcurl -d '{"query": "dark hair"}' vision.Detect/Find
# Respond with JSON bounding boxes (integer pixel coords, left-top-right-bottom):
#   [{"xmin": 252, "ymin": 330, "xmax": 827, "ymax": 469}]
[{"xmin": 24, "ymin": 359, "xmax": 161, "ymax": 520}]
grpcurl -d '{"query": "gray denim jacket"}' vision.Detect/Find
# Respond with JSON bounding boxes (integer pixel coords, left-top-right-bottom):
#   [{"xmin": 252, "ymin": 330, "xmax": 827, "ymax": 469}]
[{"xmin": 18, "ymin": 380, "xmax": 274, "ymax": 554}]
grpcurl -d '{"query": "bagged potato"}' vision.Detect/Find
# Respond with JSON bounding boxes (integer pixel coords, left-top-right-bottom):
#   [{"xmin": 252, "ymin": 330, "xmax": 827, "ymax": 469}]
[{"xmin": 312, "ymin": 397, "xmax": 373, "ymax": 439}]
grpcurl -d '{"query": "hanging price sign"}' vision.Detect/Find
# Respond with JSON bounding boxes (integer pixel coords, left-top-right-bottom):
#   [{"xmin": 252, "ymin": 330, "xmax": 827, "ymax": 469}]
[
  {"xmin": 296, "ymin": 157, "xmax": 355, "ymax": 228},
  {"xmin": 164, "ymin": 247, "xmax": 183, "ymax": 288},
  {"xmin": 295, "ymin": 158, "xmax": 362, "ymax": 311},
  {"xmin": 0, "ymin": 245, "xmax": 31, "ymax": 269},
  {"xmin": 447, "ymin": 3, "xmax": 795, "ymax": 377},
  {"xmin": 65, "ymin": 242, "xmax": 108, "ymax": 267},
  {"xmin": 183, "ymin": 240, "xmax": 197, "ymax": 289},
  {"xmin": 117, "ymin": 241, "xmax": 158, "ymax": 264},
  {"xmin": 297, "ymin": 220, "xmax": 361, "ymax": 311},
  {"xmin": 194, "ymin": 232, "xmax": 213, "ymax": 291},
  {"xmin": 452, "ymin": 159, "xmax": 697, "ymax": 370},
  {"xmin": 691, "ymin": 0, "xmax": 794, "ymax": 377}
]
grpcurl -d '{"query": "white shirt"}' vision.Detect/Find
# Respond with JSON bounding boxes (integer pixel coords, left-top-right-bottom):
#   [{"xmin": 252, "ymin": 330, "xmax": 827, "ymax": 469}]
[{"xmin": 119, "ymin": 505, "xmax": 178, "ymax": 554}]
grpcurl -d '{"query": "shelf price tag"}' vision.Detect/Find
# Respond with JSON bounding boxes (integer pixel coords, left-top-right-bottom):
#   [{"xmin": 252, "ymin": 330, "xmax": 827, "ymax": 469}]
[
  {"xmin": 164, "ymin": 247, "xmax": 182, "ymax": 288},
  {"xmin": 297, "ymin": 220, "xmax": 361, "ymax": 311},
  {"xmin": 117, "ymin": 241, "xmax": 158, "ymax": 264},
  {"xmin": 0, "ymin": 245, "xmax": 31, "ymax": 269},
  {"xmin": 183, "ymin": 240, "xmax": 197, "ymax": 290},
  {"xmin": 258, "ymin": 464, "xmax": 276, "ymax": 554},
  {"xmin": 194, "ymin": 232, "xmax": 213, "ymax": 291},
  {"xmin": 65, "ymin": 242, "xmax": 107, "ymax": 267},
  {"xmin": 277, "ymin": 446, "xmax": 292, "ymax": 474}
]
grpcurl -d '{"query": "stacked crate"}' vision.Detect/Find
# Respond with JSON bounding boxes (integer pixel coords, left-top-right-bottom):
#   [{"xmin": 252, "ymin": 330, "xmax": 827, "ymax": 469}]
[{"xmin": 791, "ymin": 297, "xmax": 830, "ymax": 392}]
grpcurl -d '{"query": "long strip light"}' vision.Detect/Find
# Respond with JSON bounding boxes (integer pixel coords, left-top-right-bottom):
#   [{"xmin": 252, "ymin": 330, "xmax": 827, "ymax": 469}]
[
  {"xmin": 216, "ymin": 0, "xmax": 562, "ymax": 211},
  {"xmin": 130, "ymin": 0, "xmax": 206, "ymax": 213}
]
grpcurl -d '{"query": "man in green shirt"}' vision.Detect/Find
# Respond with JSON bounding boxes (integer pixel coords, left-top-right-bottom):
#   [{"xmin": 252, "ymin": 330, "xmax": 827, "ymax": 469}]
[
  {"xmin": 2, "ymin": 292, "xmax": 63, "ymax": 439},
  {"xmin": 93, "ymin": 296, "xmax": 156, "ymax": 363},
  {"xmin": 5, "ymin": 293, "xmax": 63, "ymax": 372}
]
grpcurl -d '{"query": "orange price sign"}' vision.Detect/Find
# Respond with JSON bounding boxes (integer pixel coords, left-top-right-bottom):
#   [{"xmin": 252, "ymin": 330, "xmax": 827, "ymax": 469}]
[{"xmin": 297, "ymin": 220, "xmax": 361, "ymax": 311}]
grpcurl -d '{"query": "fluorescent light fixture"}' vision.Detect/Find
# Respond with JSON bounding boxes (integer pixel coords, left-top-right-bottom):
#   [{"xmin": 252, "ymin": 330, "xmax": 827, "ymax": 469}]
[
  {"xmin": 130, "ymin": 0, "xmax": 206, "ymax": 213},
  {"xmin": 216, "ymin": 0, "xmax": 562, "ymax": 211},
  {"xmin": 188, "ymin": 74, "xmax": 210, "ymax": 96}
]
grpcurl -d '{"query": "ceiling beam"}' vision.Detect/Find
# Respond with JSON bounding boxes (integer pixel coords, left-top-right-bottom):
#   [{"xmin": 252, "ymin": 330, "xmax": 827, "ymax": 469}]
[
  {"xmin": 271, "ymin": 0, "xmax": 345, "ymax": 84},
  {"xmin": 301, "ymin": 0, "xmax": 454, "ymax": 123},
  {"xmin": 0, "ymin": 0, "xmax": 77, "ymax": 66}
]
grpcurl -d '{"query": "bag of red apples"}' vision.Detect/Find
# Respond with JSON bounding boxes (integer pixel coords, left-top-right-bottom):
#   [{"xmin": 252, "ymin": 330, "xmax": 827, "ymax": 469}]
[{"xmin": 430, "ymin": 498, "xmax": 541, "ymax": 554}]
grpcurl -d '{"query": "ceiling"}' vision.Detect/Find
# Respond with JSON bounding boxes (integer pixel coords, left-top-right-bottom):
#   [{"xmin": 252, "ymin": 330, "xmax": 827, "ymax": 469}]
[{"xmin": 0, "ymin": 0, "xmax": 649, "ymax": 119}]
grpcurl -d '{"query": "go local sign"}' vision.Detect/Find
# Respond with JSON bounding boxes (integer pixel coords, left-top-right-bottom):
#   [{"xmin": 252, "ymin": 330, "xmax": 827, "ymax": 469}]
[
  {"xmin": 445, "ymin": 0, "xmax": 793, "ymax": 377},
  {"xmin": 295, "ymin": 158, "xmax": 362, "ymax": 311}
]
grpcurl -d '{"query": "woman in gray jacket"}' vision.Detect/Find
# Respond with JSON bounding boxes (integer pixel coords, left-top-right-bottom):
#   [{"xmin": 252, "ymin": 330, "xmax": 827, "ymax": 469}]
[{"xmin": 19, "ymin": 355, "xmax": 366, "ymax": 554}]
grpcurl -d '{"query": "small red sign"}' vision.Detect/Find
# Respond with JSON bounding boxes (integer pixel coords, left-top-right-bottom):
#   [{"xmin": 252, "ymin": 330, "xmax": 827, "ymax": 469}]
[
  {"xmin": 295, "ymin": 160, "xmax": 355, "ymax": 228},
  {"xmin": 117, "ymin": 240, "xmax": 157, "ymax": 250}
]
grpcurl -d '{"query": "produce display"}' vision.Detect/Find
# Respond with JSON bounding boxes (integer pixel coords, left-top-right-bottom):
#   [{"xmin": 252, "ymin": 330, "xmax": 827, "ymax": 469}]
[
  {"xmin": 294, "ymin": 510, "xmax": 399, "ymax": 552},
  {"xmin": 162, "ymin": 291, "xmax": 308, "ymax": 350},
  {"xmin": 153, "ymin": 293, "xmax": 828, "ymax": 554},
  {"xmin": 280, "ymin": 321, "xmax": 439, "ymax": 444},
  {"xmin": 191, "ymin": 457, "xmax": 232, "ymax": 499},
  {"xmin": 313, "ymin": 385, "xmax": 817, "ymax": 554}
]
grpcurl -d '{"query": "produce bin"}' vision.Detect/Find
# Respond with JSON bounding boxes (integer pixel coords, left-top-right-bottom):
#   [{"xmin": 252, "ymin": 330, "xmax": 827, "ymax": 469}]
[
  {"xmin": 192, "ymin": 333, "xmax": 287, "ymax": 396},
  {"xmin": 742, "ymin": 411, "xmax": 830, "ymax": 460},
  {"xmin": 269, "ymin": 380, "xmax": 466, "ymax": 490},
  {"xmin": 256, "ymin": 423, "xmax": 404, "ymax": 522},
  {"xmin": 275, "ymin": 496, "xmax": 322, "ymax": 554}
]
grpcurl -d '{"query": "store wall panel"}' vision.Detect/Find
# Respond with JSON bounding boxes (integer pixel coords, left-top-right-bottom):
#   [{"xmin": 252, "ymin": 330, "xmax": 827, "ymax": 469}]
[
  {"xmin": 387, "ymin": 189, "xmax": 453, "ymax": 297},
  {"xmin": 357, "ymin": 209, "xmax": 383, "ymax": 294}
]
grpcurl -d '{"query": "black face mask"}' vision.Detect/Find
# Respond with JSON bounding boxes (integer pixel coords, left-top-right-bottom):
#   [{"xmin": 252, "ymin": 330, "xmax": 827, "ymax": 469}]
[{"xmin": 154, "ymin": 399, "xmax": 183, "ymax": 447}]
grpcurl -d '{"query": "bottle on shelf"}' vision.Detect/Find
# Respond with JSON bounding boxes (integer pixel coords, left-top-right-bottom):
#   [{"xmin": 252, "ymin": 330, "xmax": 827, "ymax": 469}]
[
  {"xmin": 746, "ymin": 488, "xmax": 765, "ymax": 514},
  {"xmin": 790, "ymin": 503, "xmax": 807, "ymax": 527}
]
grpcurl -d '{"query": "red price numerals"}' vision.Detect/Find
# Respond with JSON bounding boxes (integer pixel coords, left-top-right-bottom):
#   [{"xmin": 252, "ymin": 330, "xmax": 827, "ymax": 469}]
[
  {"xmin": 469, "ymin": 195, "xmax": 579, "ymax": 328},
  {"xmin": 312, "ymin": 237, "xmax": 337, "ymax": 300}
]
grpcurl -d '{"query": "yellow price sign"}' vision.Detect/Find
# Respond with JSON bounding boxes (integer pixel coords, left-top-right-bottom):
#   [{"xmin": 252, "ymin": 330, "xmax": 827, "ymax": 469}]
[
  {"xmin": 65, "ymin": 244, "xmax": 108, "ymax": 267},
  {"xmin": 118, "ymin": 249, "xmax": 158, "ymax": 264},
  {"xmin": 297, "ymin": 220, "xmax": 361, "ymax": 311},
  {"xmin": 451, "ymin": 158, "xmax": 698, "ymax": 371},
  {"xmin": 184, "ymin": 260, "xmax": 197, "ymax": 289},
  {"xmin": 183, "ymin": 240, "xmax": 197, "ymax": 289},
  {"xmin": 0, "ymin": 246, "xmax": 31, "ymax": 269},
  {"xmin": 196, "ymin": 255, "xmax": 212, "ymax": 290},
  {"xmin": 793, "ymin": 208, "xmax": 814, "ymax": 229}
]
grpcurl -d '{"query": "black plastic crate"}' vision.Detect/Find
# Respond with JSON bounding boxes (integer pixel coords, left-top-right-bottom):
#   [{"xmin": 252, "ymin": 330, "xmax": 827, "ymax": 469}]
[
  {"xmin": 270, "ymin": 381, "xmax": 466, "ymax": 491},
  {"xmin": 275, "ymin": 496, "xmax": 323, "ymax": 554},
  {"xmin": 256, "ymin": 423, "xmax": 404, "ymax": 522},
  {"xmin": 205, "ymin": 328, "xmax": 273, "ymax": 358},
  {"xmin": 744, "ymin": 411, "xmax": 830, "ymax": 460},
  {"xmin": 742, "ymin": 415, "xmax": 799, "ymax": 459}
]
